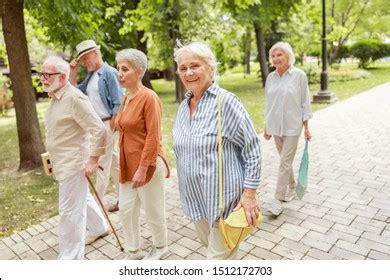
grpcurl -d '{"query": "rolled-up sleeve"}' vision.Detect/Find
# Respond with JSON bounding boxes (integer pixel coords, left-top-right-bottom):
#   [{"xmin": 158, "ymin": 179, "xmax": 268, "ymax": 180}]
[
  {"xmin": 140, "ymin": 94, "xmax": 160, "ymax": 167},
  {"xmin": 72, "ymin": 95, "xmax": 106, "ymax": 156}
]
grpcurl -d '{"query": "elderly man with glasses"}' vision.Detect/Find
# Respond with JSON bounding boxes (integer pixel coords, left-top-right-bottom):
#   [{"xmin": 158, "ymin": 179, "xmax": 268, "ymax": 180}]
[{"xmin": 41, "ymin": 56, "xmax": 109, "ymax": 259}]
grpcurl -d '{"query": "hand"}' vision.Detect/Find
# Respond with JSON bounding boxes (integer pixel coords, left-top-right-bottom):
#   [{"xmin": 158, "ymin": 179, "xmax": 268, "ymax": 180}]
[
  {"xmin": 233, "ymin": 188, "xmax": 260, "ymax": 227},
  {"xmin": 131, "ymin": 166, "xmax": 148, "ymax": 188},
  {"xmin": 69, "ymin": 60, "xmax": 79, "ymax": 86},
  {"xmin": 304, "ymin": 128, "xmax": 312, "ymax": 141},
  {"xmin": 263, "ymin": 131, "xmax": 272, "ymax": 140},
  {"xmin": 70, "ymin": 59, "xmax": 79, "ymax": 69},
  {"xmin": 85, "ymin": 156, "xmax": 99, "ymax": 177},
  {"xmin": 109, "ymin": 115, "xmax": 116, "ymax": 131}
]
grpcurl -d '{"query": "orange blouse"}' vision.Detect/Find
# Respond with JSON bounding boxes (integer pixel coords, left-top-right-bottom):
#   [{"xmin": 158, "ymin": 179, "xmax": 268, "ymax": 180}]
[{"xmin": 115, "ymin": 87, "xmax": 170, "ymax": 185}]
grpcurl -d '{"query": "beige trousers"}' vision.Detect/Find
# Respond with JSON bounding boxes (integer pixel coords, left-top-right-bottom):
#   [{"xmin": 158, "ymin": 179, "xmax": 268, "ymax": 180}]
[
  {"xmin": 193, "ymin": 219, "xmax": 239, "ymax": 260},
  {"xmin": 274, "ymin": 135, "xmax": 300, "ymax": 201},
  {"xmin": 119, "ymin": 157, "xmax": 167, "ymax": 252},
  {"xmin": 95, "ymin": 120, "xmax": 120, "ymax": 200}
]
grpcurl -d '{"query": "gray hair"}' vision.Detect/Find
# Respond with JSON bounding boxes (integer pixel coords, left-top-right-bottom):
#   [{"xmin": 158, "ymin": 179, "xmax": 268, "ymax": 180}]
[
  {"xmin": 43, "ymin": 55, "xmax": 70, "ymax": 80},
  {"xmin": 269, "ymin": 42, "xmax": 296, "ymax": 66},
  {"xmin": 174, "ymin": 41, "xmax": 218, "ymax": 80},
  {"xmin": 116, "ymin": 49, "xmax": 148, "ymax": 78}
]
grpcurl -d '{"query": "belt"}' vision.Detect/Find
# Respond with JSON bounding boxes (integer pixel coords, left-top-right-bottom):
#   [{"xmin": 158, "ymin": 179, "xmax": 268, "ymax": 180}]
[{"xmin": 101, "ymin": 116, "xmax": 112, "ymax": 122}]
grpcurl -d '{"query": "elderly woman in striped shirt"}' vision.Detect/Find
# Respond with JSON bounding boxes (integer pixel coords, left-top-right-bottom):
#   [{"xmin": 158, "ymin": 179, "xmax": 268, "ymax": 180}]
[
  {"xmin": 264, "ymin": 42, "xmax": 312, "ymax": 216},
  {"xmin": 173, "ymin": 42, "xmax": 262, "ymax": 260}
]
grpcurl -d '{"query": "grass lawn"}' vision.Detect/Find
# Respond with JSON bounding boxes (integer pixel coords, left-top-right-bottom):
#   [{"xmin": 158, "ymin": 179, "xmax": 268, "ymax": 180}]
[{"xmin": 1, "ymin": 62, "xmax": 389, "ymax": 237}]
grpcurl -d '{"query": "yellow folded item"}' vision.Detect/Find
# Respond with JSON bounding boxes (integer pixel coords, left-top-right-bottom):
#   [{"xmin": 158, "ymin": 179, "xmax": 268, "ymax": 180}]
[{"xmin": 219, "ymin": 208, "xmax": 263, "ymax": 251}]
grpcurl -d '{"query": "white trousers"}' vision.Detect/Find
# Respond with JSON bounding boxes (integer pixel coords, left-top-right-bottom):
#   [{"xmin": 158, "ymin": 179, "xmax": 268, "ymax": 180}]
[
  {"xmin": 95, "ymin": 120, "xmax": 120, "ymax": 200},
  {"xmin": 58, "ymin": 170, "xmax": 108, "ymax": 260},
  {"xmin": 119, "ymin": 157, "xmax": 167, "ymax": 252},
  {"xmin": 193, "ymin": 220, "xmax": 239, "ymax": 260},
  {"xmin": 274, "ymin": 135, "xmax": 300, "ymax": 201}
]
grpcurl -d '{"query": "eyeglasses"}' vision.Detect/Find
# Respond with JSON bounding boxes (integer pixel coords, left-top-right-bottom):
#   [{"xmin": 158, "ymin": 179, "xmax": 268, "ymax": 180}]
[{"xmin": 37, "ymin": 72, "xmax": 61, "ymax": 79}]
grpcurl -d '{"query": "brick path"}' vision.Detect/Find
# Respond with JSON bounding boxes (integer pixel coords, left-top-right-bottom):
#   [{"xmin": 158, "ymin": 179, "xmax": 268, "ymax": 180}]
[{"xmin": 1, "ymin": 83, "xmax": 389, "ymax": 260}]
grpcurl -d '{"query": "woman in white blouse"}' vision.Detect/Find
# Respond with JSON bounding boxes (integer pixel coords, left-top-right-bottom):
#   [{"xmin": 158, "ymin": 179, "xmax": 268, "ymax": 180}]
[{"xmin": 264, "ymin": 42, "xmax": 312, "ymax": 216}]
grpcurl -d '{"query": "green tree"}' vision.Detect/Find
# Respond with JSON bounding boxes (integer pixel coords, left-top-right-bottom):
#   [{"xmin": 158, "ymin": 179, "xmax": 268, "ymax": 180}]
[
  {"xmin": 221, "ymin": 0, "xmax": 301, "ymax": 86},
  {"xmin": 327, "ymin": 0, "xmax": 370, "ymax": 65},
  {"xmin": 282, "ymin": 0, "xmax": 321, "ymax": 64},
  {"xmin": 1, "ymin": 0, "xmax": 45, "ymax": 170},
  {"xmin": 26, "ymin": 0, "xmax": 106, "ymax": 55},
  {"xmin": 121, "ymin": 0, "xmax": 228, "ymax": 101},
  {"xmin": 351, "ymin": 39, "xmax": 390, "ymax": 68}
]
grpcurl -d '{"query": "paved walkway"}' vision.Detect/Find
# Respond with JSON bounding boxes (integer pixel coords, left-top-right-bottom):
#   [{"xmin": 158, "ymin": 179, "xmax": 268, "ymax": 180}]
[{"xmin": 1, "ymin": 83, "xmax": 390, "ymax": 260}]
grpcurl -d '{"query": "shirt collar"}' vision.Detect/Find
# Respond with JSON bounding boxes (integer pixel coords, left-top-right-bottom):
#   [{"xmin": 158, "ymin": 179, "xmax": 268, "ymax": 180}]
[
  {"xmin": 49, "ymin": 82, "xmax": 71, "ymax": 100},
  {"xmin": 274, "ymin": 65, "xmax": 294, "ymax": 78},
  {"xmin": 96, "ymin": 63, "xmax": 106, "ymax": 76},
  {"xmin": 184, "ymin": 81, "xmax": 219, "ymax": 100},
  {"xmin": 287, "ymin": 66, "xmax": 295, "ymax": 75}
]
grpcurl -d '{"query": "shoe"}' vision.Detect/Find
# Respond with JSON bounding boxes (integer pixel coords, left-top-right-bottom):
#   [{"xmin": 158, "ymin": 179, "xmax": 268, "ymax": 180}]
[
  {"xmin": 143, "ymin": 246, "xmax": 169, "ymax": 260},
  {"xmin": 85, "ymin": 230, "xmax": 110, "ymax": 245},
  {"xmin": 123, "ymin": 249, "xmax": 146, "ymax": 260},
  {"xmin": 108, "ymin": 201, "xmax": 119, "ymax": 212},
  {"xmin": 283, "ymin": 187, "xmax": 296, "ymax": 202},
  {"xmin": 268, "ymin": 200, "xmax": 283, "ymax": 216}
]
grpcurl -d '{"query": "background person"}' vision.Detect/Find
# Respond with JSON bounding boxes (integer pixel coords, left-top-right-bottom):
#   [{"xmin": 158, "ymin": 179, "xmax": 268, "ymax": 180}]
[
  {"xmin": 70, "ymin": 39, "xmax": 122, "ymax": 213},
  {"xmin": 263, "ymin": 41, "xmax": 313, "ymax": 216},
  {"xmin": 41, "ymin": 56, "xmax": 109, "ymax": 259},
  {"xmin": 115, "ymin": 49, "xmax": 170, "ymax": 260},
  {"xmin": 173, "ymin": 42, "xmax": 262, "ymax": 260}
]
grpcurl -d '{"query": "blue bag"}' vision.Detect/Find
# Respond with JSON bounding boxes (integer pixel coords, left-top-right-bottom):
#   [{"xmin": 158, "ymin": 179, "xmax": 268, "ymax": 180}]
[{"xmin": 296, "ymin": 140, "xmax": 309, "ymax": 199}]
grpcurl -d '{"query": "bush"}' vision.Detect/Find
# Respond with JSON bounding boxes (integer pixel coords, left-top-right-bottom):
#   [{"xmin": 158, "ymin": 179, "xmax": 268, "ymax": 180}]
[
  {"xmin": 351, "ymin": 39, "xmax": 390, "ymax": 69},
  {"xmin": 302, "ymin": 66, "xmax": 370, "ymax": 84}
]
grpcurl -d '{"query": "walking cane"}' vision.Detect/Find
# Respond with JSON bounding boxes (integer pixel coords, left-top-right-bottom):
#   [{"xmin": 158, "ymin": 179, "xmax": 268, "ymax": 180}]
[{"xmin": 86, "ymin": 167, "xmax": 124, "ymax": 252}]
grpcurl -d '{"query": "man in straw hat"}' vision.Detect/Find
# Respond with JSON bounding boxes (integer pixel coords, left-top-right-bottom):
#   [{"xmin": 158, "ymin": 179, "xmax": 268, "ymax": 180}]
[
  {"xmin": 41, "ymin": 56, "xmax": 109, "ymax": 259},
  {"xmin": 70, "ymin": 40, "xmax": 122, "ymax": 217}
]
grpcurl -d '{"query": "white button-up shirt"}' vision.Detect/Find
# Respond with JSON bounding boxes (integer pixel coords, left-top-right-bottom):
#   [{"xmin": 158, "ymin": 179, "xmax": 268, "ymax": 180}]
[
  {"xmin": 265, "ymin": 66, "xmax": 312, "ymax": 136},
  {"xmin": 45, "ymin": 82, "xmax": 106, "ymax": 180}
]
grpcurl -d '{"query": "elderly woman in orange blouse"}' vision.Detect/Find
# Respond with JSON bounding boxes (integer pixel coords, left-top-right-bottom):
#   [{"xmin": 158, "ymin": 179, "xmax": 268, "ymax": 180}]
[{"xmin": 115, "ymin": 49, "xmax": 170, "ymax": 260}]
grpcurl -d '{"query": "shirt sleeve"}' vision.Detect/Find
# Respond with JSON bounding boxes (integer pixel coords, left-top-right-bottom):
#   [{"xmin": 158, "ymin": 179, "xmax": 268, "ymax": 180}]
[
  {"xmin": 139, "ymin": 93, "xmax": 161, "ymax": 167},
  {"xmin": 105, "ymin": 68, "xmax": 123, "ymax": 115},
  {"xmin": 223, "ymin": 94, "xmax": 262, "ymax": 188},
  {"xmin": 71, "ymin": 94, "xmax": 106, "ymax": 157},
  {"xmin": 300, "ymin": 72, "xmax": 313, "ymax": 122}
]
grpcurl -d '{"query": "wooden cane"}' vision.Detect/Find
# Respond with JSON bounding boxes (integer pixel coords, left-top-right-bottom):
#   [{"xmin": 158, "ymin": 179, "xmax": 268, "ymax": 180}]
[{"xmin": 86, "ymin": 168, "xmax": 124, "ymax": 252}]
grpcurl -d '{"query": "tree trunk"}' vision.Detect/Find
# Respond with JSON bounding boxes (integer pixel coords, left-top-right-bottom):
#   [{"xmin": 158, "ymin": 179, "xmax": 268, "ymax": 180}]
[
  {"xmin": 164, "ymin": 67, "xmax": 175, "ymax": 81},
  {"xmin": 165, "ymin": 0, "xmax": 185, "ymax": 102},
  {"xmin": 329, "ymin": 45, "xmax": 341, "ymax": 65},
  {"xmin": 2, "ymin": 0, "xmax": 45, "ymax": 170},
  {"xmin": 243, "ymin": 27, "xmax": 251, "ymax": 75},
  {"xmin": 136, "ymin": 31, "xmax": 153, "ymax": 90},
  {"xmin": 253, "ymin": 20, "xmax": 269, "ymax": 87},
  {"xmin": 130, "ymin": 0, "xmax": 153, "ymax": 90},
  {"xmin": 174, "ymin": 59, "xmax": 186, "ymax": 102}
]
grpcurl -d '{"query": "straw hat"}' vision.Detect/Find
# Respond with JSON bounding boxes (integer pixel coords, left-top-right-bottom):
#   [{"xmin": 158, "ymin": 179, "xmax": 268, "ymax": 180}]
[{"xmin": 75, "ymin": 39, "xmax": 100, "ymax": 60}]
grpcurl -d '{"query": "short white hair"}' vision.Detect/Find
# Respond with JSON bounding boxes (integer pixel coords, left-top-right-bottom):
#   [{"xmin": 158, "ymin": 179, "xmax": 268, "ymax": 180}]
[
  {"xmin": 174, "ymin": 41, "xmax": 218, "ymax": 80},
  {"xmin": 115, "ymin": 49, "xmax": 148, "ymax": 78},
  {"xmin": 43, "ymin": 56, "xmax": 70, "ymax": 80},
  {"xmin": 269, "ymin": 42, "xmax": 296, "ymax": 66}
]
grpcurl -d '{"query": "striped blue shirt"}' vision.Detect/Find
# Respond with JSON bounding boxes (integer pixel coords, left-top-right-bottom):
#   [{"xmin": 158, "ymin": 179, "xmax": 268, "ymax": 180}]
[{"xmin": 173, "ymin": 82, "xmax": 262, "ymax": 226}]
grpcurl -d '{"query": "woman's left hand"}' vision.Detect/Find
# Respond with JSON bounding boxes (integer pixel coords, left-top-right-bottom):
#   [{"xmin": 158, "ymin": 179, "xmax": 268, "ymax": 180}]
[
  {"xmin": 304, "ymin": 128, "xmax": 312, "ymax": 141},
  {"xmin": 131, "ymin": 166, "xmax": 148, "ymax": 188},
  {"xmin": 234, "ymin": 188, "xmax": 260, "ymax": 227}
]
